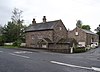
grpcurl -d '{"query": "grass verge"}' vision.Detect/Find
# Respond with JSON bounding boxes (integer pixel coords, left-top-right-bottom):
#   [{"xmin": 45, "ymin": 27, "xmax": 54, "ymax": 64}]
[{"xmin": 0, "ymin": 45, "xmax": 19, "ymax": 48}]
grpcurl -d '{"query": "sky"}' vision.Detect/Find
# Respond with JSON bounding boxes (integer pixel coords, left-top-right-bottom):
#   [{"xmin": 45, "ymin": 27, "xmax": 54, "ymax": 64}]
[{"xmin": 0, "ymin": 0, "xmax": 100, "ymax": 32}]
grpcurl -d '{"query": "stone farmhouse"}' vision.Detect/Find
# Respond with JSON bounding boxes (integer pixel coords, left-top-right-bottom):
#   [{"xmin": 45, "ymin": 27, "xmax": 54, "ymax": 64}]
[
  {"xmin": 25, "ymin": 16, "xmax": 75, "ymax": 53},
  {"xmin": 25, "ymin": 16, "xmax": 98, "ymax": 53},
  {"xmin": 68, "ymin": 27, "xmax": 99, "ymax": 47}
]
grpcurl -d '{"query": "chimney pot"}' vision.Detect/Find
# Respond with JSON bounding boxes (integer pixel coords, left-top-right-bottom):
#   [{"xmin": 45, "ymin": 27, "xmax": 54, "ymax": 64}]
[
  {"xmin": 32, "ymin": 18, "xmax": 36, "ymax": 24},
  {"xmin": 43, "ymin": 16, "xmax": 46, "ymax": 23}
]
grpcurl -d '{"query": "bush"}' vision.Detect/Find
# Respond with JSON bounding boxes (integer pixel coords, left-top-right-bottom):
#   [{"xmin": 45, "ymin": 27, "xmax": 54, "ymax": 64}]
[
  {"xmin": 48, "ymin": 48, "xmax": 70, "ymax": 53},
  {"xmin": 13, "ymin": 39, "xmax": 22, "ymax": 46},
  {"xmin": 73, "ymin": 47, "xmax": 86, "ymax": 53},
  {"xmin": 0, "ymin": 42, "xmax": 4, "ymax": 46},
  {"xmin": 0, "ymin": 36, "xmax": 4, "ymax": 46}
]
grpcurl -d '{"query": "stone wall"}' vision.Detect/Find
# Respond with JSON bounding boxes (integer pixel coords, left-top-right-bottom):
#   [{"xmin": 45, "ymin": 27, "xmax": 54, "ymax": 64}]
[
  {"xmin": 86, "ymin": 33, "xmax": 92, "ymax": 45},
  {"xmin": 25, "ymin": 30, "xmax": 53, "ymax": 47},
  {"xmin": 68, "ymin": 27, "xmax": 99, "ymax": 46},
  {"xmin": 93, "ymin": 35, "xmax": 99, "ymax": 42},
  {"xmin": 68, "ymin": 27, "xmax": 86, "ymax": 43},
  {"xmin": 53, "ymin": 20, "xmax": 68, "ymax": 42},
  {"xmin": 48, "ymin": 43, "xmax": 70, "ymax": 53},
  {"xmin": 86, "ymin": 34, "xmax": 99, "ymax": 45}
]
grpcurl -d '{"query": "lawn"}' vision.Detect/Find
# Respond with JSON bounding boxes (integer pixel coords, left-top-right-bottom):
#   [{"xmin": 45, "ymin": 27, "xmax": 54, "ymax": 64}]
[{"xmin": 0, "ymin": 45, "xmax": 19, "ymax": 48}]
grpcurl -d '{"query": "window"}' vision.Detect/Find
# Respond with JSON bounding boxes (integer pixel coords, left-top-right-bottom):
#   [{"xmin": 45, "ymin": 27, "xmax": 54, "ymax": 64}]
[
  {"xmin": 32, "ymin": 37, "xmax": 34, "ymax": 40},
  {"xmin": 59, "ymin": 27, "xmax": 62, "ymax": 30},
  {"xmin": 31, "ymin": 35, "xmax": 35, "ymax": 40},
  {"xmin": 75, "ymin": 32, "xmax": 79, "ymax": 36}
]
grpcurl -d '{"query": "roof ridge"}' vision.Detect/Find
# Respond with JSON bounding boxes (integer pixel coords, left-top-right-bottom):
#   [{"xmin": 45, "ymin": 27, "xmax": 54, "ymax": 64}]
[
  {"xmin": 25, "ymin": 19, "xmax": 61, "ymax": 32},
  {"xmin": 81, "ymin": 28, "xmax": 96, "ymax": 35},
  {"xmin": 35, "ymin": 19, "xmax": 60, "ymax": 24},
  {"xmin": 81, "ymin": 29, "xmax": 93, "ymax": 32}
]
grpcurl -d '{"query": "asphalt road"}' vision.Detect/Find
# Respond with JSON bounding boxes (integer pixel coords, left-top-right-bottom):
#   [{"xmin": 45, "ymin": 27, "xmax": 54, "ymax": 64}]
[{"xmin": 0, "ymin": 47, "xmax": 100, "ymax": 72}]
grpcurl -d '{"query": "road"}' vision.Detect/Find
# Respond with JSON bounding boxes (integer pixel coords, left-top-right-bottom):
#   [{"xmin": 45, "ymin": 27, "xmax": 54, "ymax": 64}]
[{"xmin": 0, "ymin": 47, "xmax": 100, "ymax": 72}]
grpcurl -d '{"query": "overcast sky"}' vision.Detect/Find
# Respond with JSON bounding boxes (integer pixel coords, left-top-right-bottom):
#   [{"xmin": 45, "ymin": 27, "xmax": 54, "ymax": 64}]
[{"xmin": 0, "ymin": 0, "xmax": 100, "ymax": 31}]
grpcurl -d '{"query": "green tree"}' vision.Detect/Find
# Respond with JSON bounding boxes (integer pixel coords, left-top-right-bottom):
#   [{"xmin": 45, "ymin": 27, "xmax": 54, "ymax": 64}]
[
  {"xmin": 11, "ymin": 8, "xmax": 23, "ymax": 24},
  {"xmin": 0, "ymin": 25, "xmax": 4, "ymax": 45},
  {"xmin": 2, "ymin": 8, "xmax": 26, "ymax": 46},
  {"xmin": 12, "ymin": 8, "xmax": 27, "ymax": 43},
  {"xmin": 0, "ymin": 25, "xmax": 3, "ymax": 35},
  {"xmin": 95, "ymin": 24, "xmax": 100, "ymax": 43},
  {"xmin": 0, "ymin": 36, "xmax": 3, "ymax": 45},
  {"xmin": 82, "ymin": 25, "xmax": 91, "ymax": 30},
  {"xmin": 2, "ymin": 22, "xmax": 17, "ymax": 42},
  {"xmin": 76, "ymin": 20, "xmax": 82, "ymax": 28}
]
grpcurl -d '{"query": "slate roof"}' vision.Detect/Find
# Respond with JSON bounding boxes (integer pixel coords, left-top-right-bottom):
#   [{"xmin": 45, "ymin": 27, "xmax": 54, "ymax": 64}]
[
  {"xmin": 38, "ymin": 38, "xmax": 53, "ymax": 43},
  {"xmin": 25, "ymin": 20, "xmax": 60, "ymax": 32},
  {"xmin": 44, "ymin": 38, "xmax": 53, "ymax": 43},
  {"xmin": 81, "ymin": 29, "xmax": 97, "ymax": 35}
]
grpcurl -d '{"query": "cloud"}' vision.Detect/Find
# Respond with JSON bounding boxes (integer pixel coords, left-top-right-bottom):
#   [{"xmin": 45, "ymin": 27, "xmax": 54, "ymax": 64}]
[{"xmin": 0, "ymin": 0, "xmax": 100, "ymax": 31}]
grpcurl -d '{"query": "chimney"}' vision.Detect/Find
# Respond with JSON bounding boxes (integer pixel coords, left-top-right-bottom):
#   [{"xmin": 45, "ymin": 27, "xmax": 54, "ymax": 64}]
[
  {"xmin": 32, "ymin": 18, "xmax": 36, "ymax": 25},
  {"xmin": 43, "ymin": 16, "xmax": 46, "ymax": 23}
]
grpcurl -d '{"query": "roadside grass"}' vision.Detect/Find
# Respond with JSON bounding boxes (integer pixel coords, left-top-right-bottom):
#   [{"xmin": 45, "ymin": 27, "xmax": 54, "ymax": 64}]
[{"xmin": 0, "ymin": 45, "xmax": 19, "ymax": 48}]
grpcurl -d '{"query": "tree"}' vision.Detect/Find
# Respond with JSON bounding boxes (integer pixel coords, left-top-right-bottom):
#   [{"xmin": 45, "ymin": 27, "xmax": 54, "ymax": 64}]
[
  {"xmin": 95, "ymin": 24, "xmax": 100, "ymax": 43},
  {"xmin": 2, "ymin": 22, "xmax": 17, "ymax": 42},
  {"xmin": 0, "ymin": 25, "xmax": 4, "ymax": 45},
  {"xmin": 81, "ymin": 25, "xmax": 91, "ymax": 30},
  {"xmin": 0, "ymin": 36, "xmax": 3, "ymax": 45},
  {"xmin": 2, "ymin": 8, "xmax": 26, "ymax": 45},
  {"xmin": 0, "ymin": 25, "xmax": 2, "ymax": 35},
  {"xmin": 76, "ymin": 20, "xmax": 82, "ymax": 28},
  {"xmin": 11, "ymin": 8, "xmax": 23, "ymax": 24},
  {"xmin": 76, "ymin": 20, "xmax": 91, "ymax": 30},
  {"xmin": 95, "ymin": 25, "xmax": 100, "ymax": 32}
]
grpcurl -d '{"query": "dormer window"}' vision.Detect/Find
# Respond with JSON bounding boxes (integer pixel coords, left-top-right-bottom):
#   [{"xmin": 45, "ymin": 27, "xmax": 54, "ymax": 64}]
[{"xmin": 75, "ymin": 32, "xmax": 79, "ymax": 36}]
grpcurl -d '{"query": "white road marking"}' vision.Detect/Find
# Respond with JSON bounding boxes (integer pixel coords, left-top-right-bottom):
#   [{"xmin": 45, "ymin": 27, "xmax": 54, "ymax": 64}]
[
  {"xmin": 9, "ymin": 53, "xmax": 30, "ymax": 59},
  {"xmin": 0, "ymin": 51, "xmax": 3, "ymax": 52},
  {"xmin": 14, "ymin": 51, "xmax": 32, "ymax": 54},
  {"xmin": 50, "ymin": 61, "xmax": 100, "ymax": 71},
  {"xmin": 92, "ymin": 67, "xmax": 100, "ymax": 71}
]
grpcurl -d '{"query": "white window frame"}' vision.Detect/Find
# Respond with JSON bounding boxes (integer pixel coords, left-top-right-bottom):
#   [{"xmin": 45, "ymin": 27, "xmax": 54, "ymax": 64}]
[
  {"xmin": 59, "ymin": 27, "xmax": 62, "ymax": 30},
  {"xmin": 75, "ymin": 32, "xmax": 79, "ymax": 36}
]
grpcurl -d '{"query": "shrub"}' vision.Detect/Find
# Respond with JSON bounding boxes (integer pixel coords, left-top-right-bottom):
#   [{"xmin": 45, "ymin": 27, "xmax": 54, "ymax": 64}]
[
  {"xmin": 48, "ymin": 48, "xmax": 70, "ymax": 53},
  {"xmin": 0, "ymin": 36, "xmax": 4, "ymax": 46},
  {"xmin": 73, "ymin": 47, "xmax": 86, "ymax": 53},
  {"xmin": 13, "ymin": 39, "xmax": 22, "ymax": 46},
  {"xmin": 0, "ymin": 42, "xmax": 4, "ymax": 46}
]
